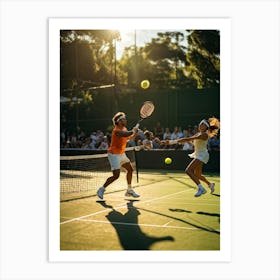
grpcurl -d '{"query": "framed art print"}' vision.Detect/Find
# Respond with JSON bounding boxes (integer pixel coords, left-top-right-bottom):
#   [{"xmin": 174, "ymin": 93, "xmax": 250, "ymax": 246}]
[{"xmin": 48, "ymin": 17, "xmax": 231, "ymax": 262}]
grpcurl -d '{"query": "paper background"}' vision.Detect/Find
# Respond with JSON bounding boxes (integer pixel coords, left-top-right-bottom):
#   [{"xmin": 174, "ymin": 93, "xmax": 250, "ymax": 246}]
[{"xmin": 1, "ymin": 0, "xmax": 279, "ymax": 279}]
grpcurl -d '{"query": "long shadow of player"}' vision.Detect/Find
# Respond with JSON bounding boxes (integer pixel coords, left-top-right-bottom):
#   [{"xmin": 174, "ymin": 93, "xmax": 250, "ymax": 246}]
[{"xmin": 99, "ymin": 201, "xmax": 174, "ymax": 250}]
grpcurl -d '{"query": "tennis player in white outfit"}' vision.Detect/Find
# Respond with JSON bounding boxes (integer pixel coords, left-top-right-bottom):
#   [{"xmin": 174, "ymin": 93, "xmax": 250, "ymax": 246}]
[{"xmin": 162, "ymin": 117, "xmax": 220, "ymax": 197}]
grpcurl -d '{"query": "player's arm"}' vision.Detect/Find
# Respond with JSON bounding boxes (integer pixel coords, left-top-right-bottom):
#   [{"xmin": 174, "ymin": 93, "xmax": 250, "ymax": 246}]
[
  {"xmin": 128, "ymin": 127, "xmax": 139, "ymax": 140},
  {"xmin": 178, "ymin": 132, "xmax": 208, "ymax": 142},
  {"xmin": 115, "ymin": 127, "xmax": 139, "ymax": 138},
  {"xmin": 161, "ymin": 133, "xmax": 207, "ymax": 145},
  {"xmin": 115, "ymin": 130, "xmax": 133, "ymax": 137},
  {"xmin": 160, "ymin": 137, "xmax": 189, "ymax": 145}
]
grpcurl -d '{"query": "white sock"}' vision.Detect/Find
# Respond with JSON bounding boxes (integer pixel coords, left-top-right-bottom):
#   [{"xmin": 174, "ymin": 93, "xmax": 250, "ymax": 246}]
[
  {"xmin": 127, "ymin": 184, "xmax": 132, "ymax": 190},
  {"xmin": 198, "ymin": 183, "xmax": 204, "ymax": 190}
]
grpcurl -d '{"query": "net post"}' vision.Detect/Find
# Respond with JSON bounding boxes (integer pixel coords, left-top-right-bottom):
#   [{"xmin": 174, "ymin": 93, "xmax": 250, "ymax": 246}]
[{"xmin": 134, "ymin": 147, "xmax": 139, "ymax": 184}]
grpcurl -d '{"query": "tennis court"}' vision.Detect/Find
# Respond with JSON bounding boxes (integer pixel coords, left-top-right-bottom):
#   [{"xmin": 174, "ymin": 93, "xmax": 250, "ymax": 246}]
[{"xmin": 60, "ymin": 170, "xmax": 220, "ymax": 251}]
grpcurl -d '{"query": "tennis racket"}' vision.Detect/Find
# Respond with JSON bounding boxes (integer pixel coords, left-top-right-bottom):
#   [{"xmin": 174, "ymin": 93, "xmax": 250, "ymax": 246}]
[{"xmin": 135, "ymin": 101, "xmax": 155, "ymax": 128}]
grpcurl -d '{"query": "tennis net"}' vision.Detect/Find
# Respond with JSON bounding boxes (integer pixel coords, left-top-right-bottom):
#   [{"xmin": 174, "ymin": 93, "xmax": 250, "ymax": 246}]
[{"xmin": 60, "ymin": 147, "xmax": 138, "ymax": 202}]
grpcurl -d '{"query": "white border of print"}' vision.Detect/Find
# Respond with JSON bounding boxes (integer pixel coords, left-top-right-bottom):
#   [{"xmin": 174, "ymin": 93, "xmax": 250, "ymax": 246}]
[{"xmin": 49, "ymin": 18, "xmax": 231, "ymax": 262}]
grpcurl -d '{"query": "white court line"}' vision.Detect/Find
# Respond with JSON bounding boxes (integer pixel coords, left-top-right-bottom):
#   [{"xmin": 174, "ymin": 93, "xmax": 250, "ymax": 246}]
[
  {"xmin": 165, "ymin": 197, "xmax": 220, "ymax": 202},
  {"xmin": 60, "ymin": 189, "xmax": 191, "ymax": 225},
  {"xmin": 72, "ymin": 218, "xmax": 207, "ymax": 231},
  {"xmin": 163, "ymin": 221, "xmax": 172, "ymax": 227},
  {"xmin": 115, "ymin": 189, "xmax": 192, "ymax": 207},
  {"xmin": 151, "ymin": 201, "xmax": 219, "ymax": 206}
]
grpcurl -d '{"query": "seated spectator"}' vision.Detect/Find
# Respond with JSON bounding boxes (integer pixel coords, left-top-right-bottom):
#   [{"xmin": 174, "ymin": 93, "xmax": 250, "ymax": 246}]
[
  {"xmin": 178, "ymin": 126, "xmax": 184, "ymax": 138},
  {"xmin": 127, "ymin": 138, "xmax": 136, "ymax": 147},
  {"xmin": 81, "ymin": 138, "xmax": 92, "ymax": 150},
  {"xmin": 192, "ymin": 125, "xmax": 199, "ymax": 135},
  {"xmin": 183, "ymin": 126, "xmax": 193, "ymax": 138},
  {"xmin": 89, "ymin": 138, "xmax": 96, "ymax": 150},
  {"xmin": 96, "ymin": 130, "xmax": 104, "ymax": 139},
  {"xmin": 60, "ymin": 130, "xmax": 66, "ymax": 143},
  {"xmin": 171, "ymin": 126, "xmax": 180, "ymax": 140},
  {"xmin": 78, "ymin": 131, "xmax": 86, "ymax": 142},
  {"xmin": 136, "ymin": 139, "xmax": 143, "ymax": 147},
  {"xmin": 142, "ymin": 130, "xmax": 153, "ymax": 150},
  {"xmin": 135, "ymin": 128, "xmax": 145, "ymax": 144},
  {"xmin": 70, "ymin": 133, "xmax": 77, "ymax": 147},
  {"xmin": 208, "ymin": 135, "xmax": 220, "ymax": 151},
  {"xmin": 75, "ymin": 140, "xmax": 83, "ymax": 148},
  {"xmin": 62, "ymin": 140, "xmax": 71, "ymax": 149},
  {"xmin": 182, "ymin": 141, "xmax": 194, "ymax": 151},
  {"xmin": 90, "ymin": 131, "xmax": 98, "ymax": 146},
  {"xmin": 154, "ymin": 121, "xmax": 164, "ymax": 139},
  {"xmin": 152, "ymin": 137, "xmax": 162, "ymax": 149},
  {"xmin": 163, "ymin": 127, "xmax": 171, "ymax": 140},
  {"xmin": 98, "ymin": 136, "xmax": 109, "ymax": 150}
]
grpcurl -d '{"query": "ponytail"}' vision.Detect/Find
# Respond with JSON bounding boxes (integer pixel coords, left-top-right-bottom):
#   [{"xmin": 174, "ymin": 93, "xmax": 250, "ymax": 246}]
[{"xmin": 207, "ymin": 117, "xmax": 220, "ymax": 137}]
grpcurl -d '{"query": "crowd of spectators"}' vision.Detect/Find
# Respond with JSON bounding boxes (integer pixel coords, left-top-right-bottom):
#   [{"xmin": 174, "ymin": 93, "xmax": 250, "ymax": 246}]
[{"xmin": 60, "ymin": 121, "xmax": 220, "ymax": 151}]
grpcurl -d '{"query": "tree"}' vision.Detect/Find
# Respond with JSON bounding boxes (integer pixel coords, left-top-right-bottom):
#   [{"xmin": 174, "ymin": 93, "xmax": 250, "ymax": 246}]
[
  {"xmin": 118, "ymin": 31, "xmax": 195, "ymax": 89},
  {"xmin": 60, "ymin": 30, "xmax": 120, "ymax": 91},
  {"xmin": 118, "ymin": 45, "xmax": 154, "ymax": 88},
  {"xmin": 143, "ymin": 31, "xmax": 189, "ymax": 88},
  {"xmin": 184, "ymin": 30, "xmax": 220, "ymax": 89},
  {"xmin": 60, "ymin": 30, "xmax": 120, "ymax": 132}
]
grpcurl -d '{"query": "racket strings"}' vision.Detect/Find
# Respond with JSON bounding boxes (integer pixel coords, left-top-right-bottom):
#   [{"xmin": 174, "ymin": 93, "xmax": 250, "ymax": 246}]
[{"xmin": 140, "ymin": 102, "xmax": 154, "ymax": 118}]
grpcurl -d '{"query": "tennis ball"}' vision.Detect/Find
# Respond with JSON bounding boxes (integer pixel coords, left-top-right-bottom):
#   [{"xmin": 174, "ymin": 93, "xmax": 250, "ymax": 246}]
[
  {"xmin": 141, "ymin": 80, "xmax": 150, "ymax": 89},
  {"xmin": 165, "ymin": 157, "xmax": 172, "ymax": 165}
]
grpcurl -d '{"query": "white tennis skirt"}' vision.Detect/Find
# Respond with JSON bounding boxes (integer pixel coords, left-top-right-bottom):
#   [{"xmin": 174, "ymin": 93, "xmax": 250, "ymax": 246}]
[{"xmin": 188, "ymin": 150, "xmax": 209, "ymax": 164}]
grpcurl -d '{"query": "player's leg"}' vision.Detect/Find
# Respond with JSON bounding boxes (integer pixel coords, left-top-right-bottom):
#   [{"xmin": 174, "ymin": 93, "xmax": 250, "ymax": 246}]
[
  {"xmin": 103, "ymin": 169, "xmax": 121, "ymax": 188},
  {"xmin": 194, "ymin": 164, "xmax": 210, "ymax": 184},
  {"xmin": 122, "ymin": 162, "xmax": 133, "ymax": 185},
  {"xmin": 97, "ymin": 153, "xmax": 120, "ymax": 199},
  {"xmin": 97, "ymin": 169, "xmax": 120, "ymax": 199},
  {"xmin": 194, "ymin": 165, "xmax": 215, "ymax": 193},
  {"xmin": 185, "ymin": 159, "xmax": 201, "ymax": 185},
  {"xmin": 185, "ymin": 159, "xmax": 206, "ymax": 197},
  {"xmin": 122, "ymin": 161, "xmax": 140, "ymax": 198}
]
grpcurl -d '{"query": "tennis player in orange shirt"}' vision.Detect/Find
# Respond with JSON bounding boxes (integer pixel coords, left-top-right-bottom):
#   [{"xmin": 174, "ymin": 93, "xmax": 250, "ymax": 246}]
[{"xmin": 97, "ymin": 112, "xmax": 140, "ymax": 199}]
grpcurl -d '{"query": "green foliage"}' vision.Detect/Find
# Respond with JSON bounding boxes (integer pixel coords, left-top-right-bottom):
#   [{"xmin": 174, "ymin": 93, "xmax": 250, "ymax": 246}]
[
  {"xmin": 185, "ymin": 30, "xmax": 220, "ymax": 88},
  {"xmin": 60, "ymin": 29, "xmax": 220, "ymax": 92},
  {"xmin": 60, "ymin": 30, "xmax": 220, "ymax": 132},
  {"xmin": 142, "ymin": 31, "xmax": 191, "ymax": 88},
  {"xmin": 117, "ymin": 31, "xmax": 195, "ymax": 89},
  {"xmin": 118, "ymin": 46, "xmax": 154, "ymax": 87},
  {"xmin": 145, "ymin": 32, "xmax": 186, "ymax": 62},
  {"xmin": 60, "ymin": 29, "xmax": 120, "ymax": 95}
]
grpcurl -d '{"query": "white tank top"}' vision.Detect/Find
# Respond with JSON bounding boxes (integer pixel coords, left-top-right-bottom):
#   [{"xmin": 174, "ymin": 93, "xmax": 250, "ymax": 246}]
[{"xmin": 193, "ymin": 138, "xmax": 208, "ymax": 153}]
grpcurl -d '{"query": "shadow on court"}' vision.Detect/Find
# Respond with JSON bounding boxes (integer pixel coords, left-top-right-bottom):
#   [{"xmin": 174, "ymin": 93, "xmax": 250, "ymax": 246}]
[
  {"xmin": 196, "ymin": 211, "xmax": 220, "ymax": 218},
  {"xmin": 196, "ymin": 211, "xmax": 220, "ymax": 224},
  {"xmin": 135, "ymin": 207, "xmax": 220, "ymax": 235},
  {"xmin": 98, "ymin": 201, "xmax": 175, "ymax": 250},
  {"xmin": 169, "ymin": 208, "xmax": 192, "ymax": 213},
  {"xmin": 167, "ymin": 176, "xmax": 196, "ymax": 189}
]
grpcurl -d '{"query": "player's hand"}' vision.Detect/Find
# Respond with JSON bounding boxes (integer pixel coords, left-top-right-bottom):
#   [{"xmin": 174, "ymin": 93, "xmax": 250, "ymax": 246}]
[{"xmin": 133, "ymin": 127, "xmax": 139, "ymax": 134}]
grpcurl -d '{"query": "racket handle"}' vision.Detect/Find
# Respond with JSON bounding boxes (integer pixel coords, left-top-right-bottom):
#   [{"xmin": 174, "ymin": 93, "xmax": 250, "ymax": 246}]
[{"xmin": 135, "ymin": 123, "xmax": 140, "ymax": 128}]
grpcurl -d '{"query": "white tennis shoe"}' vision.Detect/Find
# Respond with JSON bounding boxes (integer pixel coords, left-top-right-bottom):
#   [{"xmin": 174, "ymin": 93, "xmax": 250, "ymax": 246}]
[
  {"xmin": 194, "ymin": 187, "xmax": 206, "ymax": 197},
  {"xmin": 209, "ymin": 182, "xmax": 215, "ymax": 194},
  {"xmin": 97, "ymin": 186, "xmax": 105, "ymax": 199},
  {"xmin": 125, "ymin": 189, "xmax": 140, "ymax": 198}
]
